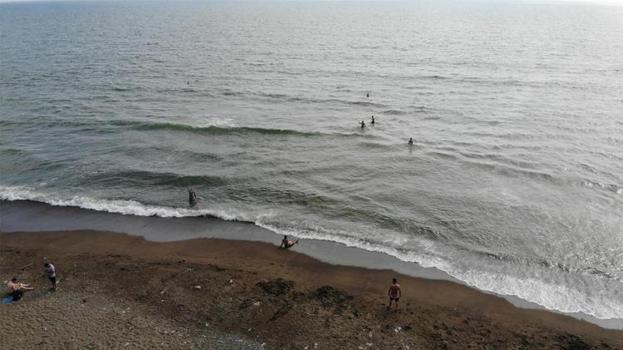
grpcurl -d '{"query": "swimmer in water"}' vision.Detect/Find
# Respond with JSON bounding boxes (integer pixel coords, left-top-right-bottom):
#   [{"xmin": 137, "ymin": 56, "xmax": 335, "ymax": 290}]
[
  {"xmin": 361, "ymin": 121, "xmax": 366, "ymax": 128},
  {"xmin": 366, "ymin": 93, "xmax": 369, "ymax": 98},
  {"xmin": 188, "ymin": 188, "xmax": 197, "ymax": 204},
  {"xmin": 371, "ymin": 116, "xmax": 375, "ymax": 125},
  {"xmin": 408, "ymin": 137, "xmax": 413, "ymax": 145}
]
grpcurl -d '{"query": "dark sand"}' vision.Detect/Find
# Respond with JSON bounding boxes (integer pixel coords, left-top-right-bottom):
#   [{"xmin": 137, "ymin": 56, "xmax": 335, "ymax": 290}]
[{"xmin": 1, "ymin": 230, "xmax": 622, "ymax": 349}]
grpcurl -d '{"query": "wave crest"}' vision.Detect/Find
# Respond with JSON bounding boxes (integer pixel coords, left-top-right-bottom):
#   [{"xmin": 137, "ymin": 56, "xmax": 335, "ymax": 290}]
[
  {"xmin": 0, "ymin": 186, "xmax": 247, "ymax": 221},
  {"xmin": 109, "ymin": 120, "xmax": 320, "ymax": 137},
  {"xmin": 2, "ymin": 185, "xmax": 622, "ymax": 320},
  {"xmin": 85, "ymin": 170, "xmax": 228, "ymax": 188}
]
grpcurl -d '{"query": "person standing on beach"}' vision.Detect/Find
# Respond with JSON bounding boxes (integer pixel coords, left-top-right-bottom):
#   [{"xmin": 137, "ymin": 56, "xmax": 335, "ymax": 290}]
[
  {"xmin": 44, "ymin": 262, "xmax": 57, "ymax": 290},
  {"xmin": 387, "ymin": 278, "xmax": 401, "ymax": 309}
]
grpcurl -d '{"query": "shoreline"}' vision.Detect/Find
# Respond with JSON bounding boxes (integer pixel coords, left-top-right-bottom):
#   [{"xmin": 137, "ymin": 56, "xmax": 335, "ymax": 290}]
[
  {"xmin": 1, "ymin": 229, "xmax": 622, "ymax": 349},
  {"xmin": 1, "ymin": 199, "xmax": 621, "ymax": 330}
]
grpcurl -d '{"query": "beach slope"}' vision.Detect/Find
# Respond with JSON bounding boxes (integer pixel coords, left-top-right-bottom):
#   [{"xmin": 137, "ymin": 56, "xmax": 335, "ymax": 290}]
[{"xmin": 1, "ymin": 230, "xmax": 621, "ymax": 349}]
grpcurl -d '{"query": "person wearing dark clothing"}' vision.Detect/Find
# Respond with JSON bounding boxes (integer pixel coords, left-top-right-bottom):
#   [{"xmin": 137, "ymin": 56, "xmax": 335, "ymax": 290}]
[
  {"xmin": 280, "ymin": 235, "xmax": 298, "ymax": 249},
  {"xmin": 387, "ymin": 278, "xmax": 401, "ymax": 309},
  {"xmin": 188, "ymin": 188, "xmax": 197, "ymax": 204}
]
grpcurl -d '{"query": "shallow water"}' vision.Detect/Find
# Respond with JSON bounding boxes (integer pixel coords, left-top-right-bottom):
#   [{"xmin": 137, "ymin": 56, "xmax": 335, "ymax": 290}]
[{"xmin": 1, "ymin": 0, "xmax": 623, "ymax": 320}]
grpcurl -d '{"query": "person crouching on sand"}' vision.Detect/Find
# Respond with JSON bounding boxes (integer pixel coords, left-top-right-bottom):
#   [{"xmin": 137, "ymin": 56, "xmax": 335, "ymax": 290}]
[
  {"xmin": 5, "ymin": 277, "xmax": 33, "ymax": 302},
  {"xmin": 280, "ymin": 235, "xmax": 298, "ymax": 249},
  {"xmin": 387, "ymin": 278, "xmax": 401, "ymax": 309},
  {"xmin": 44, "ymin": 262, "xmax": 57, "ymax": 291}
]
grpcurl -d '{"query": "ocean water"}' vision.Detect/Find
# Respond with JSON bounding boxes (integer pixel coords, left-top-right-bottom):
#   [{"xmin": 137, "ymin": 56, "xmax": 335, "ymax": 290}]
[{"xmin": 2, "ymin": 0, "xmax": 623, "ymax": 320}]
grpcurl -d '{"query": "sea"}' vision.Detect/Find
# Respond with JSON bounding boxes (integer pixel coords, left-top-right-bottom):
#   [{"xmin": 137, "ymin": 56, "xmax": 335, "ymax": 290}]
[{"xmin": 1, "ymin": 0, "xmax": 623, "ymax": 322}]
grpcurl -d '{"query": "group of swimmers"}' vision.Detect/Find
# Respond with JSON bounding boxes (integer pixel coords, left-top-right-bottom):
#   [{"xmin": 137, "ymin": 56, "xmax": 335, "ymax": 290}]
[
  {"xmin": 4, "ymin": 261, "xmax": 57, "ymax": 303},
  {"xmin": 359, "ymin": 116, "xmax": 414, "ymax": 146},
  {"xmin": 360, "ymin": 115, "xmax": 375, "ymax": 128}
]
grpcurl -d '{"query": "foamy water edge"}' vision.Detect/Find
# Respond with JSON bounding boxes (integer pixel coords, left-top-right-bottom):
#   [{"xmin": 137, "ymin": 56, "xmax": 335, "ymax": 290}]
[{"xmin": 1, "ymin": 185, "xmax": 622, "ymax": 321}]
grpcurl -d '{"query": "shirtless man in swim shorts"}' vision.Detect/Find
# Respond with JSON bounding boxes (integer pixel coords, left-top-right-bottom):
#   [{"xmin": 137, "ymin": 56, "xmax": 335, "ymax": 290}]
[{"xmin": 387, "ymin": 278, "xmax": 401, "ymax": 309}]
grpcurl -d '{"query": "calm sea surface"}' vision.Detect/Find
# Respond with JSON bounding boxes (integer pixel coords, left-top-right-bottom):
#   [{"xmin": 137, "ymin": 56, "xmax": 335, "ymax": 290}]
[{"xmin": 1, "ymin": 0, "xmax": 623, "ymax": 319}]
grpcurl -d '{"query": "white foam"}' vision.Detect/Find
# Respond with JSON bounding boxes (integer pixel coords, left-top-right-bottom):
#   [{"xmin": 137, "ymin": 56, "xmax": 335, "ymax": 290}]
[
  {"xmin": 453, "ymin": 267, "xmax": 623, "ymax": 320},
  {"xmin": 3, "ymin": 185, "xmax": 623, "ymax": 320},
  {"xmin": 198, "ymin": 117, "xmax": 237, "ymax": 128},
  {"xmin": 0, "ymin": 185, "xmax": 248, "ymax": 221},
  {"xmin": 256, "ymin": 219, "xmax": 623, "ymax": 320},
  {"xmin": 255, "ymin": 220, "xmax": 452, "ymax": 271}
]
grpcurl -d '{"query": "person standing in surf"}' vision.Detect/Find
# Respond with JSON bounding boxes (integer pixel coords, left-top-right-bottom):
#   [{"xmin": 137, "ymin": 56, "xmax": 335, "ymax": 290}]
[{"xmin": 188, "ymin": 188, "xmax": 197, "ymax": 205}]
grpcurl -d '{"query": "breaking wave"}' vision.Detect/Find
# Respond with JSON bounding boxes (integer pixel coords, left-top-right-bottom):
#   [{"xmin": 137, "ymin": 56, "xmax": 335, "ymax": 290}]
[
  {"xmin": 2, "ymin": 185, "xmax": 623, "ymax": 320},
  {"xmin": 0, "ymin": 186, "xmax": 248, "ymax": 221}
]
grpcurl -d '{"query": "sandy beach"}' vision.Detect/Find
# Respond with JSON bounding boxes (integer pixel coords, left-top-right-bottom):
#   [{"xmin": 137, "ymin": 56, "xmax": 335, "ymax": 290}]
[{"xmin": 1, "ymin": 230, "xmax": 621, "ymax": 349}]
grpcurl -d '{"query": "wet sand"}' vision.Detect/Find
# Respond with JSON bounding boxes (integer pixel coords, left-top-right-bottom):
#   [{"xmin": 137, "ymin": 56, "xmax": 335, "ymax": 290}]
[{"xmin": 1, "ymin": 230, "xmax": 622, "ymax": 349}]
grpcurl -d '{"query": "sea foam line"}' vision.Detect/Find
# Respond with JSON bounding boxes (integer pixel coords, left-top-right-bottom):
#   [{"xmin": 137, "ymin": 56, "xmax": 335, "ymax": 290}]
[
  {"xmin": 2, "ymin": 185, "xmax": 623, "ymax": 320},
  {"xmin": 256, "ymin": 220, "xmax": 623, "ymax": 320},
  {"xmin": 0, "ymin": 185, "xmax": 246, "ymax": 221}
]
